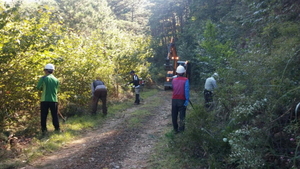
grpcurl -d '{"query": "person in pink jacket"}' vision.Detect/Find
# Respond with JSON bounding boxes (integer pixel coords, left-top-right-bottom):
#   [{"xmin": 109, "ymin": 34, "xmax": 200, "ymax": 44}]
[{"xmin": 171, "ymin": 65, "xmax": 189, "ymax": 133}]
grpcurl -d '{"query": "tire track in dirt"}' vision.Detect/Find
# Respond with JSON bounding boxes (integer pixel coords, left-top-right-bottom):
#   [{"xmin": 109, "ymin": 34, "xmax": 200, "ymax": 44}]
[{"xmin": 23, "ymin": 90, "xmax": 172, "ymax": 169}]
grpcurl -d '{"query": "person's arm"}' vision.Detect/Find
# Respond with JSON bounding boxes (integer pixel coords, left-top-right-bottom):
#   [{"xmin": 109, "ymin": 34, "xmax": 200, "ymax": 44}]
[
  {"xmin": 128, "ymin": 76, "xmax": 134, "ymax": 84},
  {"xmin": 212, "ymin": 80, "xmax": 217, "ymax": 90},
  {"xmin": 184, "ymin": 80, "xmax": 190, "ymax": 106}
]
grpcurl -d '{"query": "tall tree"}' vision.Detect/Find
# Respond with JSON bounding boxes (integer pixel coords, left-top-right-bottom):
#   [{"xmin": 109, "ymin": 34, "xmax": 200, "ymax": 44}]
[{"xmin": 39, "ymin": 0, "xmax": 114, "ymax": 35}]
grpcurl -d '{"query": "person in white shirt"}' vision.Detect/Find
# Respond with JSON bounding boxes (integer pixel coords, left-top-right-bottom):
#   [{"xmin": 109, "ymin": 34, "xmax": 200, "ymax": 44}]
[{"xmin": 204, "ymin": 73, "xmax": 218, "ymax": 108}]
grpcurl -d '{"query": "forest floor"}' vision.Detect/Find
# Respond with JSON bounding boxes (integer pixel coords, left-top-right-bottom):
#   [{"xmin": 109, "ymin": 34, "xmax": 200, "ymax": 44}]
[{"xmin": 23, "ymin": 89, "xmax": 173, "ymax": 169}]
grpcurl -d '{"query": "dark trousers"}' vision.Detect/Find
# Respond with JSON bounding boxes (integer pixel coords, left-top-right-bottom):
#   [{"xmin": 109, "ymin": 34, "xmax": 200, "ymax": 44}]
[
  {"xmin": 41, "ymin": 102, "xmax": 60, "ymax": 132},
  {"xmin": 92, "ymin": 88, "xmax": 107, "ymax": 115},
  {"xmin": 171, "ymin": 99, "xmax": 186, "ymax": 132},
  {"xmin": 134, "ymin": 87, "xmax": 140, "ymax": 104},
  {"xmin": 204, "ymin": 89, "xmax": 213, "ymax": 108},
  {"xmin": 135, "ymin": 94, "xmax": 140, "ymax": 104}
]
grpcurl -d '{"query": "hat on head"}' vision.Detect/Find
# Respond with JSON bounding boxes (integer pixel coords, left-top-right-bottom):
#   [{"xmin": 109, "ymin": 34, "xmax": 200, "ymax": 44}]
[
  {"xmin": 44, "ymin": 63, "xmax": 55, "ymax": 70},
  {"xmin": 212, "ymin": 73, "xmax": 218, "ymax": 77},
  {"xmin": 176, "ymin": 65, "xmax": 186, "ymax": 73}
]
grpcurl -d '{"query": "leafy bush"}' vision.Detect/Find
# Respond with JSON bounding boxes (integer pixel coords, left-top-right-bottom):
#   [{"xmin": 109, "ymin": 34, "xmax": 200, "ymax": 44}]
[{"xmin": 227, "ymin": 126, "xmax": 266, "ymax": 168}]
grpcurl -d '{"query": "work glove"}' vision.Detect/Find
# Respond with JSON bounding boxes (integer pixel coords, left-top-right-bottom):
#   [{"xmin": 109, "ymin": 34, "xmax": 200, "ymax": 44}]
[{"xmin": 184, "ymin": 100, "xmax": 189, "ymax": 106}]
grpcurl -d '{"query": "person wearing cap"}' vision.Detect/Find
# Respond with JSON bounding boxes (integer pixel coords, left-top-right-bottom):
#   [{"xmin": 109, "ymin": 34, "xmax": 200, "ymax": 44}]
[
  {"xmin": 128, "ymin": 70, "xmax": 140, "ymax": 105},
  {"xmin": 204, "ymin": 73, "xmax": 218, "ymax": 108},
  {"xmin": 37, "ymin": 63, "xmax": 60, "ymax": 134},
  {"xmin": 171, "ymin": 65, "xmax": 189, "ymax": 133},
  {"xmin": 91, "ymin": 77, "xmax": 107, "ymax": 115}
]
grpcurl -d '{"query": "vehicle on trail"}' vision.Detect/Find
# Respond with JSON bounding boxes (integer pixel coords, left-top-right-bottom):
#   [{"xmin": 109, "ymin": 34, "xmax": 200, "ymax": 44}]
[{"xmin": 163, "ymin": 38, "xmax": 191, "ymax": 90}]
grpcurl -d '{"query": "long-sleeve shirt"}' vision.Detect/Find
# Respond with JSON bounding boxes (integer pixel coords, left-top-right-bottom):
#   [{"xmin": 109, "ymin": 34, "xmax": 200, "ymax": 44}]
[
  {"xmin": 91, "ymin": 80, "xmax": 107, "ymax": 95},
  {"xmin": 130, "ymin": 74, "xmax": 140, "ymax": 87},
  {"xmin": 37, "ymin": 74, "xmax": 59, "ymax": 102},
  {"xmin": 204, "ymin": 77, "xmax": 217, "ymax": 91}
]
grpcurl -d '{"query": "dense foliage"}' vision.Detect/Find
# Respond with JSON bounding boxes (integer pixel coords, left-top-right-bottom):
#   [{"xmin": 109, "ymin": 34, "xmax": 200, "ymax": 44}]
[{"xmin": 148, "ymin": 0, "xmax": 300, "ymax": 168}]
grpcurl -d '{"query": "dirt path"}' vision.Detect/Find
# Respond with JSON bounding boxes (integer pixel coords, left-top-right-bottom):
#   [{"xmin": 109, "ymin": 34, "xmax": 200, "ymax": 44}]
[{"xmin": 23, "ymin": 90, "xmax": 172, "ymax": 169}]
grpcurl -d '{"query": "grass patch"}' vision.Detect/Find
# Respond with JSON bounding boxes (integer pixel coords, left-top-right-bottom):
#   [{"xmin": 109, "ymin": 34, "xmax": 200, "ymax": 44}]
[
  {"xmin": 127, "ymin": 109, "xmax": 152, "ymax": 128},
  {"xmin": 140, "ymin": 88, "xmax": 159, "ymax": 99},
  {"xmin": 149, "ymin": 128, "xmax": 208, "ymax": 169},
  {"xmin": 149, "ymin": 129, "xmax": 191, "ymax": 169},
  {"xmin": 126, "ymin": 89, "xmax": 161, "ymax": 128},
  {"xmin": 65, "ymin": 114, "xmax": 104, "ymax": 131},
  {"xmin": 128, "ymin": 117, "xmax": 141, "ymax": 128},
  {"xmin": 108, "ymin": 101, "xmax": 133, "ymax": 114},
  {"xmin": 131, "ymin": 109, "xmax": 152, "ymax": 116}
]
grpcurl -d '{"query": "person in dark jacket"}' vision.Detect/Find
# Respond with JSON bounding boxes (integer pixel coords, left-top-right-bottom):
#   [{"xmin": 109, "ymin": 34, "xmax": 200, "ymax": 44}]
[
  {"xmin": 91, "ymin": 77, "xmax": 107, "ymax": 115},
  {"xmin": 171, "ymin": 65, "xmax": 189, "ymax": 133},
  {"xmin": 37, "ymin": 63, "xmax": 60, "ymax": 134},
  {"xmin": 128, "ymin": 70, "xmax": 140, "ymax": 105}
]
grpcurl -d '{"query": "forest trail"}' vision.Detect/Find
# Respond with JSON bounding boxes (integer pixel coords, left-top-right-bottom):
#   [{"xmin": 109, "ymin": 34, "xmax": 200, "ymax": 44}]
[{"xmin": 23, "ymin": 89, "xmax": 172, "ymax": 169}]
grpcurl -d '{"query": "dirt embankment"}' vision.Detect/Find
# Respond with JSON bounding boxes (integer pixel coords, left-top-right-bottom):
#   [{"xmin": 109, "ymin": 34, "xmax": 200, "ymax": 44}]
[{"xmin": 24, "ymin": 90, "xmax": 172, "ymax": 169}]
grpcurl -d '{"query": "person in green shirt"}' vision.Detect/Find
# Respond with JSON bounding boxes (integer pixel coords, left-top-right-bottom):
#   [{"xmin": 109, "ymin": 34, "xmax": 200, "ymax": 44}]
[{"xmin": 37, "ymin": 64, "xmax": 60, "ymax": 134}]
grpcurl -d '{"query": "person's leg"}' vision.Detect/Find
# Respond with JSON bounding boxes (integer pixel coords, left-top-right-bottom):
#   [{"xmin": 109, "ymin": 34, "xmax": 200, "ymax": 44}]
[
  {"xmin": 92, "ymin": 90, "xmax": 101, "ymax": 114},
  {"xmin": 136, "ymin": 94, "xmax": 140, "ymax": 104},
  {"xmin": 135, "ymin": 87, "xmax": 140, "ymax": 104},
  {"xmin": 171, "ymin": 99, "xmax": 179, "ymax": 132},
  {"xmin": 49, "ymin": 102, "xmax": 60, "ymax": 131},
  {"xmin": 99, "ymin": 89, "xmax": 108, "ymax": 115},
  {"xmin": 178, "ymin": 100, "xmax": 186, "ymax": 132},
  {"xmin": 204, "ymin": 90, "xmax": 211, "ymax": 108},
  {"xmin": 207, "ymin": 92, "xmax": 213, "ymax": 102},
  {"xmin": 40, "ymin": 102, "xmax": 49, "ymax": 133},
  {"xmin": 134, "ymin": 88, "xmax": 137, "ymax": 104}
]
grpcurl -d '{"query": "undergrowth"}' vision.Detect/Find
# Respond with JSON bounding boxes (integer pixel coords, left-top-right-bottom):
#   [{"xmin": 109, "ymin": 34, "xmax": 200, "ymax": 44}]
[
  {"xmin": 149, "ymin": 87, "xmax": 300, "ymax": 169},
  {"xmin": 149, "ymin": 103, "xmax": 231, "ymax": 169}
]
